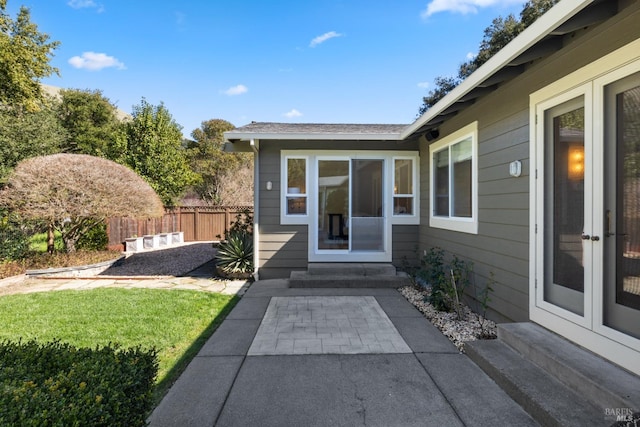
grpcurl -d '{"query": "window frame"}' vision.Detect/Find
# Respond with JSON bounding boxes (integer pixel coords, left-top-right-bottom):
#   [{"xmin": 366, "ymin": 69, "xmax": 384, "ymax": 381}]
[
  {"xmin": 280, "ymin": 150, "xmax": 419, "ymax": 226},
  {"xmin": 392, "ymin": 155, "xmax": 420, "ymax": 224},
  {"xmin": 280, "ymin": 154, "xmax": 309, "ymax": 224},
  {"xmin": 429, "ymin": 121, "xmax": 479, "ymax": 234}
]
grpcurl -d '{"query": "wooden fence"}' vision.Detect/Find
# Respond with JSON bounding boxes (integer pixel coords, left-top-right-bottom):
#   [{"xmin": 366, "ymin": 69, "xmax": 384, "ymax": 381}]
[{"xmin": 107, "ymin": 206, "xmax": 253, "ymax": 250}]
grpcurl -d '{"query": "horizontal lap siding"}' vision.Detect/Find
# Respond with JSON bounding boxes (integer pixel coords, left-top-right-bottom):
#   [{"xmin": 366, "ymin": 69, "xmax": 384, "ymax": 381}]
[
  {"xmin": 258, "ymin": 144, "xmax": 308, "ymax": 279},
  {"xmin": 392, "ymin": 225, "xmax": 419, "ymax": 269},
  {"xmin": 418, "ymin": 2, "xmax": 640, "ymax": 322},
  {"xmin": 419, "ymin": 72, "xmax": 532, "ymax": 323}
]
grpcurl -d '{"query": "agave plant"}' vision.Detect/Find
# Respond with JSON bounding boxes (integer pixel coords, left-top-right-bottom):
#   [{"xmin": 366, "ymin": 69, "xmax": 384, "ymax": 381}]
[{"xmin": 215, "ymin": 230, "xmax": 253, "ymax": 277}]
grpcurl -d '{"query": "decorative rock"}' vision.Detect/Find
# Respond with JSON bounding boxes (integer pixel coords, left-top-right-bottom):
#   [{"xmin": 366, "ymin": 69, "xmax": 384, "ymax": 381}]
[{"xmin": 398, "ymin": 285, "xmax": 497, "ymax": 352}]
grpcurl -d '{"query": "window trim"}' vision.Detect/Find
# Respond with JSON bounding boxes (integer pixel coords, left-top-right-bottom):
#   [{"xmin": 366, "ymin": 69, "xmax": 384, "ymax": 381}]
[
  {"xmin": 392, "ymin": 155, "xmax": 420, "ymax": 224},
  {"xmin": 429, "ymin": 121, "xmax": 478, "ymax": 234},
  {"xmin": 280, "ymin": 150, "xmax": 419, "ymax": 227},
  {"xmin": 280, "ymin": 154, "xmax": 309, "ymax": 225}
]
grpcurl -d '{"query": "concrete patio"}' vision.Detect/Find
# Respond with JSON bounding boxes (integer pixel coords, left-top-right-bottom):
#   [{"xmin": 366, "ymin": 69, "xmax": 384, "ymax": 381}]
[{"xmin": 148, "ymin": 279, "xmax": 539, "ymax": 427}]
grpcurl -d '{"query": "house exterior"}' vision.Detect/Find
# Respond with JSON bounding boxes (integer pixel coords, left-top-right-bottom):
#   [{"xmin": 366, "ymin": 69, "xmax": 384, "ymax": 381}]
[{"xmin": 225, "ymin": 0, "xmax": 640, "ymax": 375}]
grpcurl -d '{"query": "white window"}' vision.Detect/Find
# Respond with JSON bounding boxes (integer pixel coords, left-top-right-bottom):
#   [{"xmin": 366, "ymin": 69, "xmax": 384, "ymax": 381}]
[
  {"xmin": 280, "ymin": 150, "xmax": 419, "ymax": 226},
  {"xmin": 281, "ymin": 155, "xmax": 308, "ymax": 224},
  {"xmin": 429, "ymin": 121, "xmax": 478, "ymax": 234},
  {"xmin": 393, "ymin": 157, "xmax": 417, "ymax": 218}
]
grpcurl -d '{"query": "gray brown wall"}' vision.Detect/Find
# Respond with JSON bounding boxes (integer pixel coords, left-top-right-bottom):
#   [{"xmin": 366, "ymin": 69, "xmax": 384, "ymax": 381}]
[
  {"xmin": 257, "ymin": 139, "xmax": 419, "ymax": 280},
  {"xmin": 418, "ymin": 1, "xmax": 640, "ymax": 323}
]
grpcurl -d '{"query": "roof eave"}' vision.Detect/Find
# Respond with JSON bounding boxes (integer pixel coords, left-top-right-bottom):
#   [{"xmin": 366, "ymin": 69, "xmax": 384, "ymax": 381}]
[
  {"xmin": 401, "ymin": 0, "xmax": 595, "ymax": 140},
  {"xmin": 224, "ymin": 132, "xmax": 405, "ymax": 141}
]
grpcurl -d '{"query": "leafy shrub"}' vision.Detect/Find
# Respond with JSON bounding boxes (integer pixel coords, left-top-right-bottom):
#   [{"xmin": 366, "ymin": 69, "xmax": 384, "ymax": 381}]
[
  {"xmin": 417, "ymin": 247, "xmax": 448, "ymax": 311},
  {"xmin": 0, "ymin": 211, "xmax": 31, "ymax": 261},
  {"xmin": 218, "ymin": 209, "xmax": 253, "ymax": 240},
  {"xmin": 77, "ymin": 221, "xmax": 108, "ymax": 251},
  {"xmin": 417, "ymin": 247, "xmax": 474, "ymax": 318},
  {"xmin": 0, "ymin": 339, "xmax": 158, "ymax": 427}
]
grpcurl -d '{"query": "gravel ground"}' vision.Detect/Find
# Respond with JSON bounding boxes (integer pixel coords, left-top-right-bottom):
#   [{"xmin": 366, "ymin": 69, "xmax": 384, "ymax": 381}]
[
  {"xmin": 399, "ymin": 285, "xmax": 497, "ymax": 352},
  {"xmin": 99, "ymin": 241, "xmax": 216, "ymax": 277}
]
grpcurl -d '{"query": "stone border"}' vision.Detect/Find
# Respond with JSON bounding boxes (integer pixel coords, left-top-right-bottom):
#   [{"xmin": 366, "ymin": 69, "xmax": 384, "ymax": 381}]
[{"xmin": 26, "ymin": 255, "xmax": 126, "ymax": 278}]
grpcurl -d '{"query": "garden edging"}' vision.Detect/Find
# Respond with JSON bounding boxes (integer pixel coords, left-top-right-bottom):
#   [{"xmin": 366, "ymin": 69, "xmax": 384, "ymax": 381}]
[{"xmin": 25, "ymin": 255, "xmax": 126, "ymax": 278}]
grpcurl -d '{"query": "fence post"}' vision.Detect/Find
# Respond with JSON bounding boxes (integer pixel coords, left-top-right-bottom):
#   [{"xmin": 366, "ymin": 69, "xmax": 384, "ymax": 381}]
[{"xmin": 194, "ymin": 207, "xmax": 199, "ymax": 241}]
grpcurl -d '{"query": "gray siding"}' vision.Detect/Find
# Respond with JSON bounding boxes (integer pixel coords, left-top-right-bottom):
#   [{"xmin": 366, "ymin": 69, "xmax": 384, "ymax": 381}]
[
  {"xmin": 419, "ymin": 3, "xmax": 640, "ymax": 323},
  {"xmin": 258, "ymin": 139, "xmax": 420, "ymax": 280}
]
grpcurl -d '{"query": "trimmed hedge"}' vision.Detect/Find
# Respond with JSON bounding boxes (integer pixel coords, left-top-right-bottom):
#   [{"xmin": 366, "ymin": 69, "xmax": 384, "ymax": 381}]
[{"xmin": 0, "ymin": 340, "xmax": 158, "ymax": 426}]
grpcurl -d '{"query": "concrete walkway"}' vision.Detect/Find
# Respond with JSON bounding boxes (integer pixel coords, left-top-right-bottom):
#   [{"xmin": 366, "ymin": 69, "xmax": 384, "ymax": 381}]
[
  {"xmin": 148, "ymin": 279, "xmax": 539, "ymax": 427},
  {"xmin": 0, "ymin": 260, "xmax": 249, "ymax": 297}
]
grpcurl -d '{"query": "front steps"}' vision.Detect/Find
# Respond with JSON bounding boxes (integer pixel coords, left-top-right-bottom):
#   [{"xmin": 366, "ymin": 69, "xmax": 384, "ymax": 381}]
[
  {"xmin": 289, "ymin": 263, "xmax": 411, "ymax": 288},
  {"xmin": 466, "ymin": 323, "xmax": 640, "ymax": 427}
]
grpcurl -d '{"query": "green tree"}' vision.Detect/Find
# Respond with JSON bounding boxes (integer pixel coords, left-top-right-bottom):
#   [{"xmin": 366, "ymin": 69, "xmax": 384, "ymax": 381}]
[
  {"xmin": 0, "ymin": 153, "xmax": 164, "ymax": 253},
  {"xmin": 187, "ymin": 119, "xmax": 252, "ymax": 205},
  {"xmin": 58, "ymin": 88, "xmax": 127, "ymax": 159},
  {"xmin": 418, "ymin": 0, "xmax": 559, "ymax": 115},
  {"xmin": 0, "ymin": 97, "xmax": 66, "ymax": 181},
  {"xmin": 125, "ymin": 98, "xmax": 196, "ymax": 206},
  {"xmin": 0, "ymin": 0, "xmax": 60, "ymax": 111}
]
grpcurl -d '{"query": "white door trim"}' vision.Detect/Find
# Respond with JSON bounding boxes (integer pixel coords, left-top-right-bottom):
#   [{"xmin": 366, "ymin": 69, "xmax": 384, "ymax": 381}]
[{"xmin": 529, "ymin": 39, "xmax": 640, "ymax": 376}]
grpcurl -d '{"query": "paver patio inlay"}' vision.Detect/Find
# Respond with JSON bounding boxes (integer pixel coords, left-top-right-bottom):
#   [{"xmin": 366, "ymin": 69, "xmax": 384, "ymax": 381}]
[{"xmin": 247, "ymin": 296, "xmax": 412, "ymax": 355}]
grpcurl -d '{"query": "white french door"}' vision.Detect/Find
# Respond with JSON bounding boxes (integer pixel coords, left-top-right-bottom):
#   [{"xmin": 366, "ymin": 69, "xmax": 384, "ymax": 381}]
[{"xmin": 531, "ymin": 48, "xmax": 640, "ymax": 375}]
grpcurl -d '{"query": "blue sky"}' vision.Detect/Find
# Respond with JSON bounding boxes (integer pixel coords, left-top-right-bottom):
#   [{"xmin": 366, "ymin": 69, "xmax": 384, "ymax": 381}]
[{"xmin": 10, "ymin": 0, "xmax": 526, "ymax": 137}]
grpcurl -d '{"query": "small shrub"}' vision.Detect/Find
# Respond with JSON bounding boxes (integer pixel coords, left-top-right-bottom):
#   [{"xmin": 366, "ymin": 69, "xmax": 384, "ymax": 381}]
[
  {"xmin": 217, "ymin": 209, "xmax": 253, "ymax": 240},
  {"xmin": 77, "ymin": 221, "xmax": 108, "ymax": 251},
  {"xmin": 215, "ymin": 209, "xmax": 254, "ymax": 277},
  {"xmin": 475, "ymin": 272, "xmax": 496, "ymax": 338},
  {"xmin": 449, "ymin": 255, "xmax": 473, "ymax": 320},
  {"xmin": 0, "ymin": 339, "xmax": 158, "ymax": 427},
  {"xmin": 416, "ymin": 248, "xmax": 473, "ymax": 317},
  {"xmin": 417, "ymin": 247, "xmax": 448, "ymax": 311},
  {"xmin": 216, "ymin": 231, "xmax": 253, "ymax": 276},
  {"xmin": 0, "ymin": 212, "xmax": 31, "ymax": 261}
]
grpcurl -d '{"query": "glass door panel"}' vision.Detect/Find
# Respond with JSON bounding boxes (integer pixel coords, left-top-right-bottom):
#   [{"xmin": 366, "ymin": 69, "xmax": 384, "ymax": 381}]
[
  {"xmin": 351, "ymin": 159, "xmax": 384, "ymax": 252},
  {"xmin": 544, "ymin": 97, "xmax": 586, "ymax": 316},
  {"xmin": 603, "ymin": 72, "xmax": 640, "ymax": 339},
  {"xmin": 317, "ymin": 160, "xmax": 349, "ymax": 251}
]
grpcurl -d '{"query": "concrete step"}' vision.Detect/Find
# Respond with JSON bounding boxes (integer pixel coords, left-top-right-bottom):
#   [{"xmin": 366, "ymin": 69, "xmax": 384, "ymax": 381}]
[
  {"xmin": 289, "ymin": 270, "xmax": 411, "ymax": 288},
  {"xmin": 465, "ymin": 339, "xmax": 603, "ymax": 427},
  {"xmin": 466, "ymin": 322, "xmax": 640, "ymax": 427},
  {"xmin": 497, "ymin": 323, "xmax": 640, "ymax": 412},
  {"xmin": 306, "ymin": 263, "xmax": 397, "ymax": 277}
]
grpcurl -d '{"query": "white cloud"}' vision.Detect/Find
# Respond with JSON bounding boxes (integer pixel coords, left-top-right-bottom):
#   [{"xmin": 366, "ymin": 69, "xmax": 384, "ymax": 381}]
[
  {"xmin": 284, "ymin": 109, "xmax": 303, "ymax": 118},
  {"xmin": 223, "ymin": 84, "xmax": 248, "ymax": 96},
  {"xmin": 466, "ymin": 51, "xmax": 477, "ymax": 60},
  {"xmin": 421, "ymin": 0, "xmax": 522, "ymax": 18},
  {"xmin": 309, "ymin": 31, "xmax": 343, "ymax": 48},
  {"xmin": 67, "ymin": 0, "xmax": 104, "ymax": 12},
  {"xmin": 68, "ymin": 52, "xmax": 125, "ymax": 71},
  {"xmin": 417, "ymin": 81, "xmax": 430, "ymax": 89}
]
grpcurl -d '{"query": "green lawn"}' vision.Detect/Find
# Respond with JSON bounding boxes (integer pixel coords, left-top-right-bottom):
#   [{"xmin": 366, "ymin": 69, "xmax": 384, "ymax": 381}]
[{"xmin": 0, "ymin": 288, "xmax": 238, "ymax": 402}]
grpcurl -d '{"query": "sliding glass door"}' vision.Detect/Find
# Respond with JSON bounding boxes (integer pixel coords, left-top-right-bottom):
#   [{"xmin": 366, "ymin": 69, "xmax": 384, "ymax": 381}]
[{"xmin": 315, "ymin": 157, "xmax": 387, "ymax": 261}]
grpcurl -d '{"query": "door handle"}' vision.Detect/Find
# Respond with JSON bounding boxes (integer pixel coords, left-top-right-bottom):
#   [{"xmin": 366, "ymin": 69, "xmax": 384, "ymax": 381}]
[
  {"xmin": 605, "ymin": 210, "xmax": 614, "ymax": 237},
  {"xmin": 581, "ymin": 233, "xmax": 599, "ymax": 241}
]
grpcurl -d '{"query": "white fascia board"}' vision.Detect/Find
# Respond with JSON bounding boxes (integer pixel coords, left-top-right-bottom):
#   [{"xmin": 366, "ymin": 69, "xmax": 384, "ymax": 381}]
[
  {"xmin": 223, "ymin": 132, "xmax": 404, "ymax": 141},
  {"xmin": 401, "ymin": 0, "xmax": 595, "ymax": 140}
]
